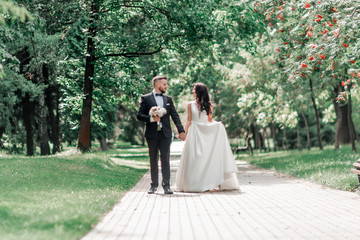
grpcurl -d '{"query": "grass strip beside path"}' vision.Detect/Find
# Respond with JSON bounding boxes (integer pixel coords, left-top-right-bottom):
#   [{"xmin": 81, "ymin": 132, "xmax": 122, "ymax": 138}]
[
  {"xmin": 240, "ymin": 146, "xmax": 360, "ymax": 191},
  {"xmin": 0, "ymin": 150, "xmax": 147, "ymax": 240}
]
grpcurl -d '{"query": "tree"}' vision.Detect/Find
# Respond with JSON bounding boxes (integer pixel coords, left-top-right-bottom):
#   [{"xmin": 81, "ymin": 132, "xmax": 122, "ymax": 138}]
[
  {"xmin": 251, "ymin": 0, "xmax": 359, "ymax": 151},
  {"xmin": 72, "ymin": 0, "xmax": 228, "ymax": 151}
]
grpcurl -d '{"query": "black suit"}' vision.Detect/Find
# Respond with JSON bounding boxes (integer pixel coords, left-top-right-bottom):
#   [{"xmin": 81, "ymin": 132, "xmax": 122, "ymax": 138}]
[{"xmin": 137, "ymin": 92, "xmax": 184, "ymax": 188}]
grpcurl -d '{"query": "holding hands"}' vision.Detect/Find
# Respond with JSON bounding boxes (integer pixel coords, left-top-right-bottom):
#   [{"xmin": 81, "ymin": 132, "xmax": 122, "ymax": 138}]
[{"xmin": 178, "ymin": 132, "xmax": 186, "ymax": 141}]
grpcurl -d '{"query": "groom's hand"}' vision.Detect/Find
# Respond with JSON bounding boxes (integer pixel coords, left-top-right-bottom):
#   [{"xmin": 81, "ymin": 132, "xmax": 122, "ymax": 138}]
[
  {"xmin": 178, "ymin": 132, "xmax": 186, "ymax": 141},
  {"xmin": 153, "ymin": 116, "xmax": 160, "ymax": 122}
]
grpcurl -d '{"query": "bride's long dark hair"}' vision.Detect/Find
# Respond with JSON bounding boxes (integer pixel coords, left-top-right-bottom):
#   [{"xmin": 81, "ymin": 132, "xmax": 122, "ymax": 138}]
[{"xmin": 194, "ymin": 82, "xmax": 212, "ymax": 115}]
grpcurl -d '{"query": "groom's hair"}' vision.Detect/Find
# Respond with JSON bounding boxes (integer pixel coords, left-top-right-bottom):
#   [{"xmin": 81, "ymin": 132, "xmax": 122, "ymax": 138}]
[{"xmin": 152, "ymin": 75, "xmax": 167, "ymax": 86}]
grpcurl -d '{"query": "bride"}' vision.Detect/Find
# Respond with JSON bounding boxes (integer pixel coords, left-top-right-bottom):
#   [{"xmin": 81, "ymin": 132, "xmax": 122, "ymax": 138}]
[{"xmin": 175, "ymin": 83, "xmax": 240, "ymax": 192}]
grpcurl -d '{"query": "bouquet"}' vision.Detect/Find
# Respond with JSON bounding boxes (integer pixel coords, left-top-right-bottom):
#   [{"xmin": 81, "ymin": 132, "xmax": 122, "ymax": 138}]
[{"xmin": 149, "ymin": 106, "xmax": 167, "ymax": 130}]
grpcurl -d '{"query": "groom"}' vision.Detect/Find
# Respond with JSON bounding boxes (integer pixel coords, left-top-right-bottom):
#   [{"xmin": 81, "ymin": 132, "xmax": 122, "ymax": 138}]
[{"xmin": 137, "ymin": 76, "xmax": 186, "ymax": 194}]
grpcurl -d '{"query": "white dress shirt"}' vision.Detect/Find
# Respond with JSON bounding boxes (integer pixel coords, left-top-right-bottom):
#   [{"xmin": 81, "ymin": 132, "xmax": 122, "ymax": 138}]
[{"xmin": 153, "ymin": 90, "xmax": 164, "ymax": 107}]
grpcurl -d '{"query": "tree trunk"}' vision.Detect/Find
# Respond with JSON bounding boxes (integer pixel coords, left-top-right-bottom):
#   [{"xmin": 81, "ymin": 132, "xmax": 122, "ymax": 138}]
[
  {"xmin": 334, "ymin": 101, "xmax": 349, "ymax": 149},
  {"xmin": 296, "ymin": 124, "xmax": 302, "ymax": 151},
  {"xmin": 99, "ymin": 138, "xmax": 108, "ymax": 151},
  {"xmin": 309, "ymin": 77, "xmax": 323, "ymax": 149},
  {"xmin": 38, "ymin": 81, "xmax": 51, "ymax": 155},
  {"xmin": 300, "ymin": 111, "xmax": 311, "ymax": 150},
  {"xmin": 282, "ymin": 128, "xmax": 288, "ymax": 150},
  {"xmin": 347, "ymin": 94, "xmax": 357, "ymax": 152},
  {"xmin": 263, "ymin": 127, "xmax": 267, "ymax": 151},
  {"xmin": 78, "ymin": 1, "xmax": 100, "ymax": 152},
  {"xmin": 23, "ymin": 94, "xmax": 35, "ymax": 156},
  {"xmin": 0, "ymin": 127, "xmax": 5, "ymax": 148},
  {"xmin": 53, "ymin": 87, "xmax": 61, "ymax": 154},
  {"xmin": 271, "ymin": 122, "xmax": 277, "ymax": 151},
  {"xmin": 46, "ymin": 85, "xmax": 61, "ymax": 154},
  {"xmin": 44, "ymin": 64, "xmax": 61, "ymax": 154},
  {"xmin": 251, "ymin": 124, "xmax": 264, "ymax": 150},
  {"xmin": 334, "ymin": 84, "xmax": 357, "ymax": 151},
  {"xmin": 30, "ymin": 36, "xmax": 50, "ymax": 155},
  {"xmin": 265, "ymin": 127, "xmax": 271, "ymax": 151},
  {"xmin": 17, "ymin": 48, "xmax": 34, "ymax": 155}
]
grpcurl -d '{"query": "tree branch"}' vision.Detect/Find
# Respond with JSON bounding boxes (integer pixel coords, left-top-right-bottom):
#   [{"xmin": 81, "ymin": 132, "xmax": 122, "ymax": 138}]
[
  {"xmin": 95, "ymin": 47, "xmax": 163, "ymax": 60},
  {"xmin": 100, "ymin": 1, "xmax": 144, "ymax": 13}
]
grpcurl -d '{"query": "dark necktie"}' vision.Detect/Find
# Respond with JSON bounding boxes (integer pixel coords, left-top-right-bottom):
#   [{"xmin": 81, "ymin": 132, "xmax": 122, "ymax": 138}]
[{"xmin": 155, "ymin": 93, "xmax": 163, "ymax": 96}]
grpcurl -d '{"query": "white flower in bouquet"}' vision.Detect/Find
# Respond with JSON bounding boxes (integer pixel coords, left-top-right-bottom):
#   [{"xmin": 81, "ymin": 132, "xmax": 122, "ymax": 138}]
[{"xmin": 149, "ymin": 106, "xmax": 167, "ymax": 130}]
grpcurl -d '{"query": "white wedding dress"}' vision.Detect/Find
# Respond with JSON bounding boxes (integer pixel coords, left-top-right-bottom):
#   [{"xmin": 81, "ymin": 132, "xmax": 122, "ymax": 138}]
[{"xmin": 175, "ymin": 101, "xmax": 240, "ymax": 192}]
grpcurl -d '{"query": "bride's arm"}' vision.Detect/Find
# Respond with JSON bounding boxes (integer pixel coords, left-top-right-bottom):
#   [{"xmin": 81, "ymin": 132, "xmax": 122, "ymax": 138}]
[
  {"xmin": 184, "ymin": 102, "xmax": 192, "ymax": 133},
  {"xmin": 208, "ymin": 105, "xmax": 213, "ymax": 122}
]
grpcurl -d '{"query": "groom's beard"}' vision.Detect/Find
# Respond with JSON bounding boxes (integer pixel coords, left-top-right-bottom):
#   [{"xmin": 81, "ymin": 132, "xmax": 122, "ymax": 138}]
[{"xmin": 159, "ymin": 87, "xmax": 166, "ymax": 94}]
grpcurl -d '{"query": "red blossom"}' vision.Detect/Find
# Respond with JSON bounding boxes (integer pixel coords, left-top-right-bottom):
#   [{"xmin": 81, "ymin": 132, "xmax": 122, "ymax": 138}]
[
  {"xmin": 343, "ymin": 43, "xmax": 348, "ymax": 48},
  {"xmin": 302, "ymin": 63, "xmax": 308, "ymax": 68},
  {"xmin": 350, "ymin": 60, "xmax": 356, "ymax": 64},
  {"xmin": 320, "ymin": 54, "xmax": 326, "ymax": 59},
  {"xmin": 309, "ymin": 56, "xmax": 314, "ymax": 60},
  {"xmin": 307, "ymin": 31, "xmax": 313, "ymax": 36},
  {"xmin": 322, "ymin": 29, "xmax": 328, "ymax": 35},
  {"xmin": 305, "ymin": 3, "xmax": 311, "ymax": 8}
]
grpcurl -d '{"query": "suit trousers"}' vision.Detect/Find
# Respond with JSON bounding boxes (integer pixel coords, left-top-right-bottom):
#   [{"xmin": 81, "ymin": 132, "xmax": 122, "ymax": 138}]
[{"xmin": 146, "ymin": 130, "xmax": 172, "ymax": 188}]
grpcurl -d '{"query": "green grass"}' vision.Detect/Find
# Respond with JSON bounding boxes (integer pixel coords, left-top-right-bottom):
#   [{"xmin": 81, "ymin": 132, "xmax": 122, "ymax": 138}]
[
  {"xmin": 102, "ymin": 142, "xmax": 149, "ymax": 156},
  {"xmin": 0, "ymin": 150, "xmax": 148, "ymax": 240},
  {"xmin": 238, "ymin": 146, "xmax": 360, "ymax": 191}
]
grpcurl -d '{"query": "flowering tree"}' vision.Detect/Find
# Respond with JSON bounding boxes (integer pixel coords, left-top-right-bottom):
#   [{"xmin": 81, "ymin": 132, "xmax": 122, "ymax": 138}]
[{"xmin": 251, "ymin": 0, "xmax": 359, "ymax": 151}]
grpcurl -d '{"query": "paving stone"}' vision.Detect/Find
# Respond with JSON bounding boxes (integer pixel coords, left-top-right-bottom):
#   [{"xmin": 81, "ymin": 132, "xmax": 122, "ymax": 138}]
[{"xmin": 82, "ymin": 142, "xmax": 360, "ymax": 240}]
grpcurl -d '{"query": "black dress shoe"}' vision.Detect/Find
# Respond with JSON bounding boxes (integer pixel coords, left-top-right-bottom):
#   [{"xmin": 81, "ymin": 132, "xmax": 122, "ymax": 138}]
[
  {"xmin": 164, "ymin": 186, "xmax": 173, "ymax": 194},
  {"xmin": 148, "ymin": 186, "xmax": 157, "ymax": 194}
]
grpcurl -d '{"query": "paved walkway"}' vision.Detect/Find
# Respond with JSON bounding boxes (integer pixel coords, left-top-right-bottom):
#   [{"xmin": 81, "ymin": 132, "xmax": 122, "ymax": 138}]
[{"xmin": 82, "ymin": 142, "xmax": 360, "ymax": 240}]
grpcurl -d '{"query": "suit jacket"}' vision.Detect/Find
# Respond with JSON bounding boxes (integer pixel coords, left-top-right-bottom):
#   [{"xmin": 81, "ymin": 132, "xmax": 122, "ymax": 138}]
[{"xmin": 137, "ymin": 92, "xmax": 184, "ymax": 139}]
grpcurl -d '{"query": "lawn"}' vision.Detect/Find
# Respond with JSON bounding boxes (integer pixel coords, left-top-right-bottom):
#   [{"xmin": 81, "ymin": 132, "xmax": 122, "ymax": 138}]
[
  {"xmin": 0, "ymin": 145, "xmax": 148, "ymax": 240},
  {"xmin": 238, "ymin": 145, "xmax": 360, "ymax": 191}
]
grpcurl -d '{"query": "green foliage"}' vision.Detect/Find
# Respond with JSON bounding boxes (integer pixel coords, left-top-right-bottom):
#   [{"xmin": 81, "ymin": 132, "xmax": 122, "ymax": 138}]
[
  {"xmin": 0, "ymin": 149, "xmax": 147, "ymax": 239},
  {"xmin": 252, "ymin": 0, "xmax": 360, "ymax": 101},
  {"xmin": 0, "ymin": 0, "xmax": 32, "ymax": 25},
  {"xmin": 244, "ymin": 146, "xmax": 360, "ymax": 191}
]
